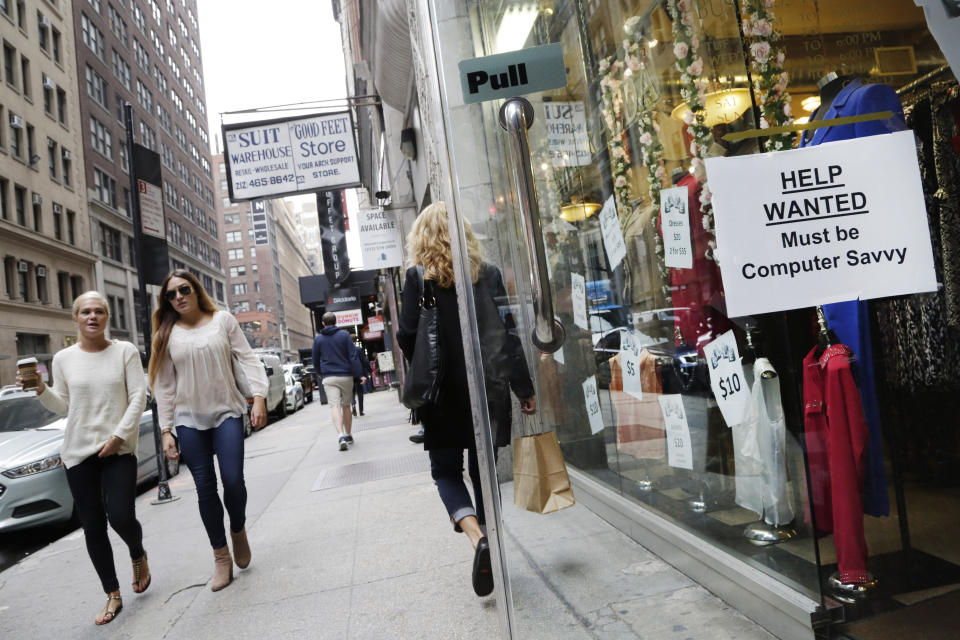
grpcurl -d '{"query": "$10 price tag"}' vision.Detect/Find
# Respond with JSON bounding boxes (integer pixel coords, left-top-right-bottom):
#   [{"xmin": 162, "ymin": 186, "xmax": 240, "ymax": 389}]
[
  {"xmin": 658, "ymin": 394, "xmax": 693, "ymax": 470},
  {"xmin": 702, "ymin": 330, "xmax": 750, "ymax": 427},
  {"xmin": 582, "ymin": 375, "xmax": 604, "ymax": 435}
]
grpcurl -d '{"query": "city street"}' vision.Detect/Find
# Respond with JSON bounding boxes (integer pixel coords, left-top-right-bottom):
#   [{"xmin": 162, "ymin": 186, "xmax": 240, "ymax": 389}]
[{"xmin": 0, "ymin": 389, "xmax": 777, "ymax": 639}]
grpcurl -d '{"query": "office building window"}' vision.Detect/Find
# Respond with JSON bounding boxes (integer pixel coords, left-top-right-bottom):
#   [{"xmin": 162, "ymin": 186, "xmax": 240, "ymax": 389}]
[
  {"xmin": 232, "ymin": 283, "xmax": 247, "ymax": 295},
  {"xmin": 90, "ymin": 116, "xmax": 112, "ymax": 158},
  {"xmin": 61, "ymin": 148, "xmax": 72, "ymax": 186},
  {"xmin": 81, "ymin": 14, "xmax": 105, "ymax": 60},
  {"xmin": 100, "ymin": 224, "xmax": 122, "ymax": 261},
  {"xmin": 85, "ymin": 65, "xmax": 109, "ymax": 108},
  {"xmin": 94, "ymin": 168, "xmax": 117, "ymax": 207},
  {"xmin": 111, "ymin": 50, "xmax": 130, "ymax": 89},
  {"xmin": 229, "ymin": 265, "xmax": 246, "ymax": 277},
  {"xmin": 225, "ymin": 231, "xmax": 241, "ymax": 243}
]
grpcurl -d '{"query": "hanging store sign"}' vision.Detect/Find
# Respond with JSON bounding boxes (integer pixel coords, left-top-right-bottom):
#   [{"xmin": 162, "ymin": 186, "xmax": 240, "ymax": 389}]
[
  {"xmin": 358, "ymin": 207, "xmax": 403, "ymax": 269},
  {"xmin": 544, "ymin": 101, "xmax": 591, "ymax": 167},
  {"xmin": 251, "ymin": 200, "xmax": 269, "ymax": 246},
  {"xmin": 658, "ymin": 394, "xmax": 693, "ymax": 470},
  {"xmin": 582, "ymin": 375, "xmax": 604, "ymax": 435},
  {"xmin": 222, "ymin": 111, "xmax": 361, "ymax": 201},
  {"xmin": 705, "ymin": 130, "xmax": 937, "ymax": 317},
  {"xmin": 458, "ymin": 43, "xmax": 567, "ymax": 104},
  {"xmin": 702, "ymin": 330, "xmax": 748, "ymax": 427},
  {"xmin": 318, "ymin": 190, "xmax": 351, "ymax": 285},
  {"xmin": 334, "ymin": 309, "xmax": 363, "ymax": 326}
]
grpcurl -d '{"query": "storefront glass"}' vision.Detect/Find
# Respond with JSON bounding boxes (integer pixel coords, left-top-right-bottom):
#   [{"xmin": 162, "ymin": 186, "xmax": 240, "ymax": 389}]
[{"xmin": 423, "ymin": 0, "xmax": 959, "ymax": 637}]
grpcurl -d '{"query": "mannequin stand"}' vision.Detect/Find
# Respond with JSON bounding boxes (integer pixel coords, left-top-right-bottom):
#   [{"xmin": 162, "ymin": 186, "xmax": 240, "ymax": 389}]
[
  {"xmin": 687, "ymin": 492, "xmax": 708, "ymax": 513},
  {"xmin": 743, "ymin": 521, "xmax": 798, "ymax": 546},
  {"xmin": 828, "ymin": 572, "xmax": 880, "ymax": 603},
  {"xmin": 636, "ymin": 475, "xmax": 655, "ymax": 492}
]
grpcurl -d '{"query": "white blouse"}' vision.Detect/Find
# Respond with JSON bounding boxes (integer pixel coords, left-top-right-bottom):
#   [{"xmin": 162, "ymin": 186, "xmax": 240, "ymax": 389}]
[{"xmin": 153, "ymin": 311, "xmax": 269, "ymax": 434}]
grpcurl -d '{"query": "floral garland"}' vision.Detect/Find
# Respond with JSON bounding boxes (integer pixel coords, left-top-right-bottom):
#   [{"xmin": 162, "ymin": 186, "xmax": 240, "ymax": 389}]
[
  {"xmin": 666, "ymin": 0, "xmax": 717, "ymax": 263},
  {"xmin": 598, "ymin": 57, "xmax": 632, "ymax": 221},
  {"xmin": 741, "ymin": 0, "xmax": 794, "ymax": 151}
]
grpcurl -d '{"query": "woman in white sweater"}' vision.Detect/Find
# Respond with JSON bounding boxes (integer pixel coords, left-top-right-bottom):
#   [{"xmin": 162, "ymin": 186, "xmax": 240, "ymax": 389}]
[
  {"xmin": 25, "ymin": 291, "xmax": 149, "ymax": 625},
  {"xmin": 148, "ymin": 270, "xmax": 268, "ymax": 592}
]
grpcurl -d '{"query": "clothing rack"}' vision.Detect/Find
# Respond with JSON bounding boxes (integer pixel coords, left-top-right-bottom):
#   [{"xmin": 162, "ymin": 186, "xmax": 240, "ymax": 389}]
[{"xmin": 896, "ymin": 64, "xmax": 953, "ymax": 96}]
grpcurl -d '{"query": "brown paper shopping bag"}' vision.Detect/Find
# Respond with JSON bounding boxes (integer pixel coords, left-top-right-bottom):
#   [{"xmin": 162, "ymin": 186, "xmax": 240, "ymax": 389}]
[{"xmin": 512, "ymin": 431, "xmax": 576, "ymax": 514}]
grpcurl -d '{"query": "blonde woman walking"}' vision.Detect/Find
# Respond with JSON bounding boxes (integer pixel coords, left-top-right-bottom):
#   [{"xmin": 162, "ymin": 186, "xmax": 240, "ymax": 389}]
[
  {"xmin": 22, "ymin": 291, "xmax": 149, "ymax": 625},
  {"xmin": 148, "ymin": 270, "xmax": 268, "ymax": 591}
]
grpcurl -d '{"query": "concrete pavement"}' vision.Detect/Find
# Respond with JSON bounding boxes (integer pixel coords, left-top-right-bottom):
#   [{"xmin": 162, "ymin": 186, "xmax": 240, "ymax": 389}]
[{"xmin": 0, "ymin": 389, "xmax": 777, "ymax": 639}]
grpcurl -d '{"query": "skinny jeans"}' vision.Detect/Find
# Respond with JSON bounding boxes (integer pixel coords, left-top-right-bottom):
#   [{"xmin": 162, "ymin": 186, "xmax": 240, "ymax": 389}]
[
  {"xmin": 429, "ymin": 446, "xmax": 497, "ymax": 529},
  {"xmin": 176, "ymin": 417, "xmax": 246, "ymax": 549},
  {"xmin": 65, "ymin": 453, "xmax": 145, "ymax": 593}
]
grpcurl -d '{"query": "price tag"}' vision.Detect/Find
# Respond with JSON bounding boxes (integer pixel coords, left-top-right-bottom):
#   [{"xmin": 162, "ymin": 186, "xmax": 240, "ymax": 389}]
[
  {"xmin": 598, "ymin": 195, "xmax": 627, "ymax": 270},
  {"xmin": 582, "ymin": 375, "xmax": 604, "ymax": 435},
  {"xmin": 571, "ymin": 272, "xmax": 588, "ymax": 330},
  {"xmin": 620, "ymin": 332, "xmax": 643, "ymax": 400},
  {"xmin": 660, "ymin": 185, "xmax": 693, "ymax": 269},
  {"xmin": 702, "ymin": 330, "xmax": 750, "ymax": 426},
  {"xmin": 553, "ymin": 344, "xmax": 564, "ymax": 365},
  {"xmin": 658, "ymin": 394, "xmax": 693, "ymax": 470}
]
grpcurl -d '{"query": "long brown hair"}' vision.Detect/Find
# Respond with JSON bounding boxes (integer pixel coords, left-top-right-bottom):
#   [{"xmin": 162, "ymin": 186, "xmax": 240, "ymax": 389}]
[{"xmin": 147, "ymin": 269, "xmax": 218, "ymax": 387}]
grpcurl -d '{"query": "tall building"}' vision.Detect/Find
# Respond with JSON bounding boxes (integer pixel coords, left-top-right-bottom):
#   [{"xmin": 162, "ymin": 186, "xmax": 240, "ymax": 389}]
[
  {"xmin": 0, "ymin": 0, "xmax": 96, "ymax": 385},
  {"xmin": 71, "ymin": 0, "xmax": 224, "ymax": 347},
  {"xmin": 286, "ymin": 196, "xmax": 321, "ymax": 273},
  {"xmin": 213, "ymin": 154, "xmax": 316, "ymax": 358}
]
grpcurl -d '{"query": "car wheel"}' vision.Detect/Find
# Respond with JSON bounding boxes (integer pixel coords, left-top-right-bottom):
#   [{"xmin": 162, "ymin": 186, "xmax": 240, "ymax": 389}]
[{"xmin": 277, "ymin": 395, "xmax": 288, "ymax": 418}]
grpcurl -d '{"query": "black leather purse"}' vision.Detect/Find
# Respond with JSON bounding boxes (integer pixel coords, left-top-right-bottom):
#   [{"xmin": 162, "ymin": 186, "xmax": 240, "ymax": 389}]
[{"xmin": 402, "ymin": 266, "xmax": 443, "ymax": 410}]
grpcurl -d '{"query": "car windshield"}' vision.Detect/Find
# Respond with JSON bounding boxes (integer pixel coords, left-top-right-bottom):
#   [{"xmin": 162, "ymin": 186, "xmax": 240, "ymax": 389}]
[{"xmin": 0, "ymin": 396, "xmax": 61, "ymax": 432}]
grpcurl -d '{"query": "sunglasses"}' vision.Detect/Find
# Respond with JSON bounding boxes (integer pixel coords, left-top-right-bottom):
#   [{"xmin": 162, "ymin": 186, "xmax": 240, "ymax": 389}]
[{"xmin": 164, "ymin": 284, "xmax": 193, "ymax": 301}]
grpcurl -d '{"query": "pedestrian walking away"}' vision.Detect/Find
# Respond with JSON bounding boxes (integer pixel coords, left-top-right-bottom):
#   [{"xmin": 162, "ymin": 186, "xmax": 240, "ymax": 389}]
[
  {"xmin": 312, "ymin": 313, "xmax": 364, "ymax": 450},
  {"xmin": 148, "ymin": 270, "xmax": 269, "ymax": 592},
  {"xmin": 22, "ymin": 291, "xmax": 150, "ymax": 625},
  {"xmin": 398, "ymin": 202, "xmax": 536, "ymax": 597},
  {"xmin": 351, "ymin": 344, "xmax": 372, "ymax": 416}
]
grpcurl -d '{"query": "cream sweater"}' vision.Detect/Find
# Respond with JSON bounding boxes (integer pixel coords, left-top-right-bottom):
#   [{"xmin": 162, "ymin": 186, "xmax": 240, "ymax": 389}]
[
  {"xmin": 37, "ymin": 341, "xmax": 147, "ymax": 468},
  {"xmin": 153, "ymin": 311, "xmax": 269, "ymax": 434}
]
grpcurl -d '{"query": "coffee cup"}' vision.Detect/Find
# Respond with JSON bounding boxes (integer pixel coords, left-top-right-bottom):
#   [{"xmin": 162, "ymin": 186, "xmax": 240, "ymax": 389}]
[{"xmin": 17, "ymin": 357, "xmax": 39, "ymax": 391}]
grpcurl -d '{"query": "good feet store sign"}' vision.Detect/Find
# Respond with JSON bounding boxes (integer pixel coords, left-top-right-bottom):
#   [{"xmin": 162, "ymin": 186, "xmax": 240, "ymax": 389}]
[{"xmin": 706, "ymin": 130, "xmax": 937, "ymax": 317}]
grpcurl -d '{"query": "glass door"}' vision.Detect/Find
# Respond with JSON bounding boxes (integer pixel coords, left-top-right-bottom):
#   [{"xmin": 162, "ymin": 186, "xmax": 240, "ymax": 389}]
[{"xmin": 423, "ymin": 1, "xmax": 823, "ymax": 637}]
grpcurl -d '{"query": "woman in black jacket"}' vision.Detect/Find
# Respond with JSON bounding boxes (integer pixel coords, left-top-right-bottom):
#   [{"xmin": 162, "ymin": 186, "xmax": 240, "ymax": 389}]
[{"xmin": 398, "ymin": 202, "xmax": 535, "ymax": 597}]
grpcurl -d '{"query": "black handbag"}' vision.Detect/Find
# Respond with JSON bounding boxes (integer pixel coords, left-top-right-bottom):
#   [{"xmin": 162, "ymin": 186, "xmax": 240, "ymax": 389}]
[{"xmin": 402, "ymin": 266, "xmax": 443, "ymax": 409}]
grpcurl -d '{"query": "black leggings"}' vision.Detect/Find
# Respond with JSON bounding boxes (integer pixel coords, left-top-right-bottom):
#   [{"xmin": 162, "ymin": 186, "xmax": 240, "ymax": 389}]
[{"xmin": 65, "ymin": 454, "xmax": 145, "ymax": 593}]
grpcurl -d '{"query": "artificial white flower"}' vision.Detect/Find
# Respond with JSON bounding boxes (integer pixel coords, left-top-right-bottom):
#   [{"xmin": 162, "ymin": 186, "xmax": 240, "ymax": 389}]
[
  {"xmin": 750, "ymin": 41, "xmax": 771, "ymax": 63},
  {"xmin": 674, "ymin": 41, "xmax": 689, "ymax": 59}
]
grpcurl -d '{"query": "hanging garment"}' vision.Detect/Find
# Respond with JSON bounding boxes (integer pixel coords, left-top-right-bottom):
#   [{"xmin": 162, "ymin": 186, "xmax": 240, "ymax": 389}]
[
  {"xmin": 609, "ymin": 349, "xmax": 666, "ymax": 460},
  {"xmin": 733, "ymin": 358, "xmax": 795, "ymax": 527},
  {"xmin": 799, "ymin": 79, "xmax": 903, "ymax": 518},
  {"xmin": 803, "ymin": 344, "xmax": 870, "ymax": 584}
]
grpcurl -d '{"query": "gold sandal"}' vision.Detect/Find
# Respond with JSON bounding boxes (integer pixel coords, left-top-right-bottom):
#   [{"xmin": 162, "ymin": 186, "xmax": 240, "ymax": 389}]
[
  {"xmin": 132, "ymin": 553, "xmax": 151, "ymax": 593},
  {"xmin": 95, "ymin": 594, "xmax": 123, "ymax": 625}
]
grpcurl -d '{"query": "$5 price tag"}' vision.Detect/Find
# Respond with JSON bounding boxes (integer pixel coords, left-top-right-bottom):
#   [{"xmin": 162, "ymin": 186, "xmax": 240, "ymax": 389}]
[
  {"xmin": 702, "ymin": 330, "xmax": 750, "ymax": 427},
  {"xmin": 620, "ymin": 333, "xmax": 643, "ymax": 400}
]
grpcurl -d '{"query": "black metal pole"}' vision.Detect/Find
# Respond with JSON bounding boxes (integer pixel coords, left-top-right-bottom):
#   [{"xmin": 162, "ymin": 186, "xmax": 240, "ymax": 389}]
[{"xmin": 124, "ymin": 102, "xmax": 178, "ymax": 504}]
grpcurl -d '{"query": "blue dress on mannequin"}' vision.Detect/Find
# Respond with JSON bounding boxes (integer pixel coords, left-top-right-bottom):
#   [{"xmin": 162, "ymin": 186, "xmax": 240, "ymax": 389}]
[{"xmin": 799, "ymin": 78, "xmax": 904, "ymax": 517}]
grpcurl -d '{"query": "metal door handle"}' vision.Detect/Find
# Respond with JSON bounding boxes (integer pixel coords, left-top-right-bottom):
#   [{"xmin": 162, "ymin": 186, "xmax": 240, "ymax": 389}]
[{"xmin": 498, "ymin": 97, "xmax": 565, "ymax": 353}]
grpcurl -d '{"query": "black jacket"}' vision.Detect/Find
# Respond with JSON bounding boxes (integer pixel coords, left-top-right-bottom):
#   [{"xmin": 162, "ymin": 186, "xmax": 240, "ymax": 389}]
[{"xmin": 398, "ymin": 263, "xmax": 534, "ymax": 450}]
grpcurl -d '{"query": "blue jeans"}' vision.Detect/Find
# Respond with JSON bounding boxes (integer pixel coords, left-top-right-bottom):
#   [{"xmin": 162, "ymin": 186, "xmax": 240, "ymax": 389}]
[
  {"xmin": 177, "ymin": 417, "xmax": 246, "ymax": 549},
  {"xmin": 429, "ymin": 447, "xmax": 495, "ymax": 529}
]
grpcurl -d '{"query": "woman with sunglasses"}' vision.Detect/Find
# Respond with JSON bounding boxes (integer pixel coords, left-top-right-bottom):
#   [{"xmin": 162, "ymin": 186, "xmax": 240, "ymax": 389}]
[
  {"xmin": 23, "ymin": 291, "xmax": 149, "ymax": 625},
  {"xmin": 148, "ymin": 270, "xmax": 268, "ymax": 591}
]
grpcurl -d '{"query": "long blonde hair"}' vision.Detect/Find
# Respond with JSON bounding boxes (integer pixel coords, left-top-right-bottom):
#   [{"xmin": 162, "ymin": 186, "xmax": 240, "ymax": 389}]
[
  {"xmin": 147, "ymin": 269, "xmax": 218, "ymax": 387},
  {"xmin": 406, "ymin": 202, "xmax": 481, "ymax": 288}
]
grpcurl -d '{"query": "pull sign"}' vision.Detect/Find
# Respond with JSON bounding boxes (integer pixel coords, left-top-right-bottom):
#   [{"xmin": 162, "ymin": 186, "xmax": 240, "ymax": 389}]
[{"xmin": 459, "ymin": 43, "xmax": 567, "ymax": 104}]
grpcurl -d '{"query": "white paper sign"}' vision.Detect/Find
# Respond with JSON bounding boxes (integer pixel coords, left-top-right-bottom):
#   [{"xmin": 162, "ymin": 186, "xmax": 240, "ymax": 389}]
[
  {"xmin": 660, "ymin": 185, "xmax": 693, "ymax": 269},
  {"xmin": 137, "ymin": 180, "xmax": 164, "ymax": 238},
  {"xmin": 544, "ymin": 101, "xmax": 591, "ymax": 167},
  {"xmin": 598, "ymin": 195, "xmax": 627, "ymax": 271},
  {"xmin": 224, "ymin": 111, "xmax": 360, "ymax": 201},
  {"xmin": 582, "ymin": 375, "xmax": 604, "ymax": 435},
  {"xmin": 620, "ymin": 332, "xmax": 643, "ymax": 400},
  {"xmin": 705, "ymin": 130, "xmax": 937, "ymax": 317},
  {"xmin": 358, "ymin": 208, "xmax": 403, "ymax": 268},
  {"xmin": 702, "ymin": 330, "xmax": 749, "ymax": 426},
  {"xmin": 376, "ymin": 351, "xmax": 395, "ymax": 372},
  {"xmin": 658, "ymin": 394, "xmax": 693, "ymax": 470},
  {"xmin": 571, "ymin": 272, "xmax": 588, "ymax": 330},
  {"xmin": 334, "ymin": 309, "xmax": 363, "ymax": 326}
]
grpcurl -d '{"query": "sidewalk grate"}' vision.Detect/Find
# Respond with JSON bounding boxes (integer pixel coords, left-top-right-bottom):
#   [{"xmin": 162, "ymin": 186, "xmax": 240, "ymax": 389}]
[{"xmin": 312, "ymin": 452, "xmax": 430, "ymax": 490}]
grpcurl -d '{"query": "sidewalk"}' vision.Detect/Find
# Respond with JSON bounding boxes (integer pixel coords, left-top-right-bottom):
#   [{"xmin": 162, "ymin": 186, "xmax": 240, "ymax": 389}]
[{"xmin": 0, "ymin": 390, "xmax": 776, "ymax": 639}]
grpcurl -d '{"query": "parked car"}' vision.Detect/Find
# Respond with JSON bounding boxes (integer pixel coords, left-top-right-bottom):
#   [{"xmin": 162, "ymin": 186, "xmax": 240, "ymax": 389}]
[
  {"xmin": 283, "ymin": 372, "xmax": 304, "ymax": 413},
  {"xmin": 0, "ymin": 390, "xmax": 178, "ymax": 534},
  {"xmin": 249, "ymin": 354, "xmax": 286, "ymax": 421},
  {"xmin": 283, "ymin": 363, "xmax": 313, "ymax": 403}
]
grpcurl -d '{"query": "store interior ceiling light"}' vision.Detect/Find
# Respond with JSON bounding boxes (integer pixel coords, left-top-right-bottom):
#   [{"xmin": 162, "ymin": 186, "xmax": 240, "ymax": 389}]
[
  {"xmin": 495, "ymin": 5, "xmax": 539, "ymax": 53},
  {"xmin": 671, "ymin": 88, "xmax": 752, "ymax": 128},
  {"xmin": 794, "ymin": 116, "xmax": 810, "ymax": 125},
  {"xmin": 648, "ymin": 39, "xmax": 658, "ymax": 48},
  {"xmin": 559, "ymin": 201, "xmax": 602, "ymax": 222},
  {"xmin": 801, "ymin": 95, "xmax": 821, "ymax": 112}
]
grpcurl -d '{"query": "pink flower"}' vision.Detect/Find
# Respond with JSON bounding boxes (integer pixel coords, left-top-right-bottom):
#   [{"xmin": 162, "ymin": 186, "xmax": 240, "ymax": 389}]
[
  {"xmin": 639, "ymin": 132, "xmax": 653, "ymax": 146},
  {"xmin": 750, "ymin": 41, "xmax": 771, "ymax": 64},
  {"xmin": 612, "ymin": 145, "xmax": 626, "ymax": 158},
  {"xmin": 765, "ymin": 0, "xmax": 775, "ymax": 8},
  {"xmin": 615, "ymin": 175, "xmax": 627, "ymax": 188},
  {"xmin": 673, "ymin": 41, "xmax": 689, "ymax": 59},
  {"xmin": 742, "ymin": 19, "xmax": 752, "ymax": 36},
  {"xmin": 681, "ymin": 11, "xmax": 694, "ymax": 26},
  {"xmin": 677, "ymin": 0, "xmax": 688, "ymax": 10},
  {"xmin": 687, "ymin": 58, "xmax": 704, "ymax": 76},
  {"xmin": 690, "ymin": 36, "xmax": 700, "ymax": 50},
  {"xmin": 700, "ymin": 184, "xmax": 712, "ymax": 205},
  {"xmin": 627, "ymin": 55, "xmax": 641, "ymax": 71},
  {"xmin": 656, "ymin": 166, "xmax": 668, "ymax": 182},
  {"xmin": 775, "ymin": 51, "xmax": 785, "ymax": 65},
  {"xmin": 752, "ymin": 19, "xmax": 773, "ymax": 37},
  {"xmin": 783, "ymin": 101, "xmax": 792, "ymax": 116}
]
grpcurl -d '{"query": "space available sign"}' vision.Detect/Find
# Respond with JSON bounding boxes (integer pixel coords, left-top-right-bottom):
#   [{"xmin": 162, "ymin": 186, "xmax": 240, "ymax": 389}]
[
  {"xmin": 318, "ymin": 190, "xmax": 350, "ymax": 285},
  {"xmin": 358, "ymin": 208, "xmax": 403, "ymax": 269},
  {"xmin": 705, "ymin": 130, "xmax": 937, "ymax": 317},
  {"xmin": 223, "ymin": 111, "xmax": 361, "ymax": 202},
  {"xmin": 543, "ymin": 101, "xmax": 590, "ymax": 167}
]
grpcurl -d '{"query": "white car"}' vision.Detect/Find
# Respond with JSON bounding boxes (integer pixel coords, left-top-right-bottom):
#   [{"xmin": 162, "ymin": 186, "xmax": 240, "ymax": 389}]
[
  {"xmin": 0, "ymin": 391, "xmax": 178, "ymax": 533},
  {"xmin": 283, "ymin": 372, "xmax": 304, "ymax": 413}
]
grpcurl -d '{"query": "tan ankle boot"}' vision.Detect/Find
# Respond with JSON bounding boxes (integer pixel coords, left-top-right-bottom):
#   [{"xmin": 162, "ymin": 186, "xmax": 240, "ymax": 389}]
[
  {"xmin": 211, "ymin": 546, "xmax": 233, "ymax": 591},
  {"xmin": 231, "ymin": 528, "xmax": 251, "ymax": 569}
]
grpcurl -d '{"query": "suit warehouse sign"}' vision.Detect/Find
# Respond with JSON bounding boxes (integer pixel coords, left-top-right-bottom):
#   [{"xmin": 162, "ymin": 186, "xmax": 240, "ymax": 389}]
[
  {"xmin": 223, "ymin": 111, "xmax": 361, "ymax": 201},
  {"xmin": 705, "ymin": 130, "xmax": 937, "ymax": 317}
]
